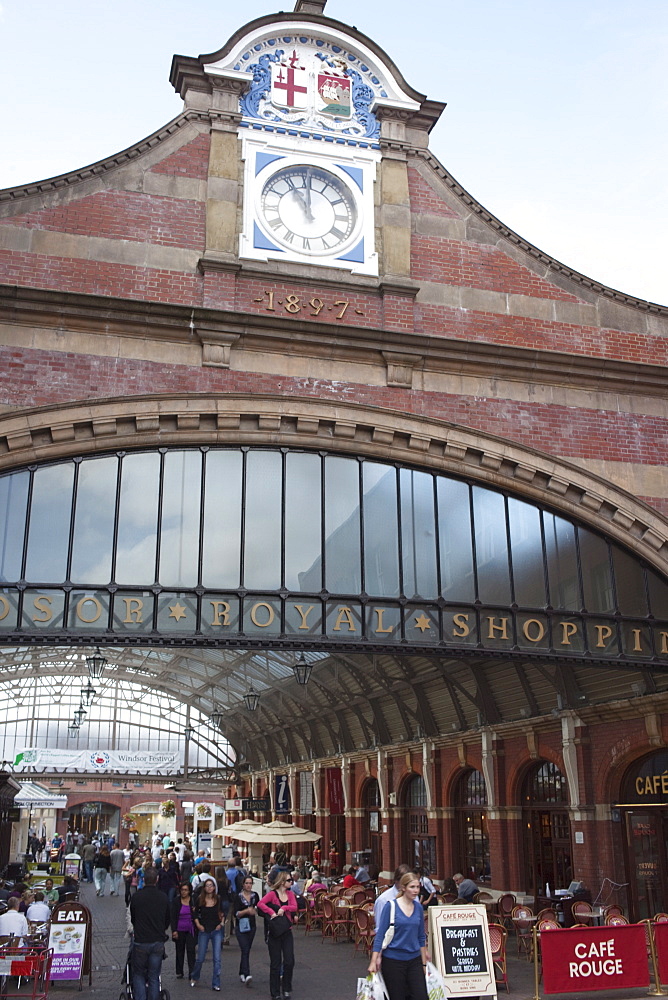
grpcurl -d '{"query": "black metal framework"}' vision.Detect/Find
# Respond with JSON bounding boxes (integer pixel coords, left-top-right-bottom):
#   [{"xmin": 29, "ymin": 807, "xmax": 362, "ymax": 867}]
[
  {"xmin": 1, "ymin": 446, "xmax": 667, "ymax": 664},
  {"xmin": 456, "ymin": 768, "xmax": 490, "ymax": 882}
]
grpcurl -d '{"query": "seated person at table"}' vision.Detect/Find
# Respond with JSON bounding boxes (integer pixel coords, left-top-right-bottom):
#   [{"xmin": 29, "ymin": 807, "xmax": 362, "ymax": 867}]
[
  {"xmin": 26, "ymin": 891, "xmax": 51, "ymax": 923},
  {"xmin": 0, "ymin": 897, "xmax": 29, "ymax": 943},
  {"xmin": 342, "ymin": 866, "xmax": 361, "ymax": 889},
  {"xmin": 43, "ymin": 878, "xmax": 59, "ymax": 905},
  {"xmin": 57, "ymin": 875, "xmax": 79, "ymax": 901},
  {"xmin": 453, "ymin": 872, "xmax": 478, "ymax": 902}
]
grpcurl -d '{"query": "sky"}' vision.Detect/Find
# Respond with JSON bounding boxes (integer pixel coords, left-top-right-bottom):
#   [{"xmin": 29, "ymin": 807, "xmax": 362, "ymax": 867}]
[{"xmin": 1, "ymin": 0, "xmax": 666, "ymax": 305}]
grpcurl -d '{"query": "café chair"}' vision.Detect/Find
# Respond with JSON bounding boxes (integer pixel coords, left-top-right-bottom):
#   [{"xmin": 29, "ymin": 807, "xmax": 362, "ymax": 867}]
[
  {"xmin": 497, "ymin": 893, "xmax": 516, "ymax": 930},
  {"xmin": 352, "ymin": 906, "xmax": 374, "ymax": 955},
  {"xmin": 602, "ymin": 903, "xmax": 625, "ymax": 919},
  {"xmin": 572, "ymin": 901, "xmax": 593, "ymax": 924},
  {"xmin": 604, "ymin": 914, "xmax": 628, "ymax": 925},
  {"xmin": 653, "ymin": 913, "xmax": 668, "ymax": 923},
  {"xmin": 536, "ymin": 908, "xmax": 558, "ymax": 923},
  {"xmin": 321, "ymin": 895, "xmax": 349, "ymax": 943},
  {"xmin": 511, "ymin": 905, "xmax": 535, "ymax": 960},
  {"xmin": 537, "ymin": 918, "xmax": 560, "ymax": 931},
  {"xmin": 488, "ymin": 922, "xmax": 509, "ymax": 992}
]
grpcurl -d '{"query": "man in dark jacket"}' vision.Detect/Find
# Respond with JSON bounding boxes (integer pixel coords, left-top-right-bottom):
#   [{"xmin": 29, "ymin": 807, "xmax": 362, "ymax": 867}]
[{"xmin": 129, "ymin": 867, "xmax": 170, "ymax": 1000}]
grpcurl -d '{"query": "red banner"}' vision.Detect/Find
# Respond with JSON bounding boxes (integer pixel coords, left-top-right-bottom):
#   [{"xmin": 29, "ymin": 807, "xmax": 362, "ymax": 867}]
[
  {"xmin": 541, "ymin": 924, "xmax": 650, "ymax": 994},
  {"xmin": 326, "ymin": 767, "xmax": 344, "ymax": 814},
  {"xmin": 655, "ymin": 922, "xmax": 668, "ymax": 985}
]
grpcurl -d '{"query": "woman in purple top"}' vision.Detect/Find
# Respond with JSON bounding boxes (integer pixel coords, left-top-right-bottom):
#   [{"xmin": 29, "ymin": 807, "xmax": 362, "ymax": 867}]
[
  {"xmin": 170, "ymin": 882, "xmax": 197, "ymax": 980},
  {"xmin": 368, "ymin": 873, "xmax": 430, "ymax": 1000}
]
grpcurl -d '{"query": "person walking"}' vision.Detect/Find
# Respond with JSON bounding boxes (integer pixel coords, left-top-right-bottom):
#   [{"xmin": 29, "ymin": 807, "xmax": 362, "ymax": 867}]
[
  {"xmin": 129, "ymin": 866, "xmax": 171, "ymax": 1000},
  {"xmin": 190, "ymin": 878, "xmax": 224, "ymax": 991},
  {"xmin": 93, "ymin": 845, "xmax": 111, "ymax": 897},
  {"xmin": 170, "ymin": 881, "xmax": 197, "ymax": 981},
  {"xmin": 368, "ymin": 873, "xmax": 430, "ymax": 1000},
  {"xmin": 258, "ymin": 871, "xmax": 298, "ymax": 1000},
  {"xmin": 110, "ymin": 844, "xmax": 125, "ymax": 896},
  {"xmin": 234, "ymin": 874, "xmax": 260, "ymax": 986},
  {"xmin": 82, "ymin": 841, "xmax": 95, "ymax": 883}
]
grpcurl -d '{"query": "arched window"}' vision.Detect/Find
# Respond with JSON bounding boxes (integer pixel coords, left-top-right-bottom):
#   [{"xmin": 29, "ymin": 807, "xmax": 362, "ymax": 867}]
[
  {"xmin": 522, "ymin": 761, "xmax": 571, "ymax": 897},
  {"xmin": 363, "ymin": 778, "xmax": 381, "ymax": 868},
  {"xmin": 405, "ymin": 774, "xmax": 434, "ymax": 873},
  {"xmin": 455, "ymin": 769, "xmax": 490, "ymax": 881}
]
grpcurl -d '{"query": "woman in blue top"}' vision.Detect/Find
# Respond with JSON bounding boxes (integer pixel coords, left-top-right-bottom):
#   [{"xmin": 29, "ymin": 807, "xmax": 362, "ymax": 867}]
[{"xmin": 368, "ymin": 873, "xmax": 430, "ymax": 1000}]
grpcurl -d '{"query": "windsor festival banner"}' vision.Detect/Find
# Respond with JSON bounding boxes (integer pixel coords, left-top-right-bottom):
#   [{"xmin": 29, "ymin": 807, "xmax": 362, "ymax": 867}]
[{"xmin": 12, "ymin": 748, "xmax": 181, "ymax": 773}]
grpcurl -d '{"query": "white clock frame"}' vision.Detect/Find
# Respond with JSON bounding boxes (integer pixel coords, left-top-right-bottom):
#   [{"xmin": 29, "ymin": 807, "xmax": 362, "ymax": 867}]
[{"xmin": 239, "ymin": 133, "xmax": 379, "ymax": 275}]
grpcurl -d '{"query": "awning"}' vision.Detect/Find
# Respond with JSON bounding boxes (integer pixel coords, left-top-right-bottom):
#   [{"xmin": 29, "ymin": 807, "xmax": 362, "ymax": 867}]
[{"xmin": 15, "ymin": 780, "xmax": 67, "ymax": 810}]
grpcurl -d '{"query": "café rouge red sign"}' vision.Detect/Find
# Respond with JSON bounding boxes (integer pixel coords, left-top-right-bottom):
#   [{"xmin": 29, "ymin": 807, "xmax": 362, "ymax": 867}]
[{"xmin": 541, "ymin": 925, "xmax": 649, "ymax": 994}]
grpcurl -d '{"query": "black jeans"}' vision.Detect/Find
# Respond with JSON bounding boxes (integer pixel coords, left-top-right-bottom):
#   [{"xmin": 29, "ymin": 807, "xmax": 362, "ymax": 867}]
[
  {"xmin": 380, "ymin": 954, "xmax": 428, "ymax": 1000},
  {"xmin": 174, "ymin": 930, "xmax": 196, "ymax": 977},
  {"xmin": 267, "ymin": 928, "xmax": 294, "ymax": 997},
  {"xmin": 235, "ymin": 925, "xmax": 256, "ymax": 977}
]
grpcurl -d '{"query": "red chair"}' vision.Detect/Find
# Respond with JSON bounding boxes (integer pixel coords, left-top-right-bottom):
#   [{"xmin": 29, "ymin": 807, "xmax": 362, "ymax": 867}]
[
  {"xmin": 603, "ymin": 903, "xmax": 624, "ymax": 920},
  {"xmin": 605, "ymin": 914, "xmax": 628, "ymax": 925},
  {"xmin": 511, "ymin": 905, "xmax": 535, "ymax": 960},
  {"xmin": 572, "ymin": 901, "xmax": 593, "ymax": 925},
  {"xmin": 654, "ymin": 913, "xmax": 668, "ymax": 923},
  {"xmin": 321, "ymin": 895, "xmax": 349, "ymax": 943},
  {"xmin": 488, "ymin": 922, "xmax": 509, "ymax": 992},
  {"xmin": 497, "ymin": 893, "xmax": 516, "ymax": 930},
  {"xmin": 352, "ymin": 906, "xmax": 375, "ymax": 955}
]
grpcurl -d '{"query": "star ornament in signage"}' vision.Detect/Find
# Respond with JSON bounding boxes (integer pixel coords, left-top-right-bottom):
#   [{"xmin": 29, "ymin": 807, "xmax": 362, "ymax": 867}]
[{"xmin": 271, "ymin": 51, "xmax": 308, "ymax": 110}]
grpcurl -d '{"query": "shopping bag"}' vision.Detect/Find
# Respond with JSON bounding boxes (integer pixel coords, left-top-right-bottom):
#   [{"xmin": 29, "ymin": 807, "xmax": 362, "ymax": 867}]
[
  {"xmin": 356, "ymin": 976, "xmax": 375, "ymax": 1000},
  {"xmin": 425, "ymin": 961, "xmax": 447, "ymax": 1000},
  {"xmin": 355, "ymin": 972, "xmax": 387, "ymax": 1000}
]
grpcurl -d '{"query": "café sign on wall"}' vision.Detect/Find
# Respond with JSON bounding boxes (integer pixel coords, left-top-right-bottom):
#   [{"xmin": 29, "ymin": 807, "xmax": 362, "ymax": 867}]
[{"xmin": 620, "ymin": 750, "xmax": 668, "ymax": 805}]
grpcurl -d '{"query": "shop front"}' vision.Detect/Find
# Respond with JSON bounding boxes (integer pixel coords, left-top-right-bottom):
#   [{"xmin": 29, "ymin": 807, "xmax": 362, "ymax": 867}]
[{"xmin": 619, "ymin": 750, "xmax": 668, "ymax": 919}]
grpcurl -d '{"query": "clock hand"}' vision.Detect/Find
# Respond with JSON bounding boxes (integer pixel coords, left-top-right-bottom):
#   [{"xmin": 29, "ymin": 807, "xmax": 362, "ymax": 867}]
[{"xmin": 305, "ymin": 169, "xmax": 313, "ymax": 220}]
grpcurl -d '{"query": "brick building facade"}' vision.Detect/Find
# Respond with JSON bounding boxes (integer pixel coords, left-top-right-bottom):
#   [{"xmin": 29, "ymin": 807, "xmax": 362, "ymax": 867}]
[{"xmin": 1, "ymin": 1, "xmax": 668, "ymax": 917}]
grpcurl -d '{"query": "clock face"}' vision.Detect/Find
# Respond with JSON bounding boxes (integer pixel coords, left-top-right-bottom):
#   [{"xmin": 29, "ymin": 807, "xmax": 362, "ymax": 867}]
[{"xmin": 260, "ymin": 164, "xmax": 358, "ymax": 255}]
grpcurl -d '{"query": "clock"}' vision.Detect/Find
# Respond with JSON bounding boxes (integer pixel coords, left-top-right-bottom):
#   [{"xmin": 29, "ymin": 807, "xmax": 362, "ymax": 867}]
[{"xmin": 259, "ymin": 164, "xmax": 357, "ymax": 256}]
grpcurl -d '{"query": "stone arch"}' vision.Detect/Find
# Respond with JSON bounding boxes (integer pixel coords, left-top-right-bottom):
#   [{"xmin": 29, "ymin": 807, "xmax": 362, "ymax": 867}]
[{"xmin": 0, "ymin": 391, "xmax": 666, "ymax": 574}]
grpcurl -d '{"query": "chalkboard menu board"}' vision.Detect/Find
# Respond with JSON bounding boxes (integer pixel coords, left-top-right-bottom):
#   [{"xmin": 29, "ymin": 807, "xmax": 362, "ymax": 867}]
[
  {"xmin": 429, "ymin": 904, "xmax": 496, "ymax": 998},
  {"xmin": 441, "ymin": 925, "xmax": 488, "ymax": 976}
]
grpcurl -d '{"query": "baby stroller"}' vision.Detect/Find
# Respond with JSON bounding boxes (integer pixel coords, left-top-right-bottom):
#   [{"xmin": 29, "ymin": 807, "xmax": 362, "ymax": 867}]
[{"xmin": 119, "ymin": 940, "xmax": 170, "ymax": 1000}]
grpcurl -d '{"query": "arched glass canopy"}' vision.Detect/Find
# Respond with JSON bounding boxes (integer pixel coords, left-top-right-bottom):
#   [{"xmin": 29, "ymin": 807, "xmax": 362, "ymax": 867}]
[{"xmin": 0, "ymin": 447, "xmax": 667, "ymax": 662}]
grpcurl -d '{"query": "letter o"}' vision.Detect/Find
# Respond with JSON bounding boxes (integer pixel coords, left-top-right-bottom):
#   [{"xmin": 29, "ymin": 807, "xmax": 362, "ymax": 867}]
[
  {"xmin": 250, "ymin": 602, "xmax": 275, "ymax": 627},
  {"xmin": 76, "ymin": 597, "xmax": 102, "ymax": 624},
  {"xmin": 522, "ymin": 618, "xmax": 546, "ymax": 642}
]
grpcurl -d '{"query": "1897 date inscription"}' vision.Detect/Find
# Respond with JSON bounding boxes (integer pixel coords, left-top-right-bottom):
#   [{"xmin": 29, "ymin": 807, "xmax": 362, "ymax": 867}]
[{"xmin": 253, "ymin": 289, "xmax": 365, "ymax": 320}]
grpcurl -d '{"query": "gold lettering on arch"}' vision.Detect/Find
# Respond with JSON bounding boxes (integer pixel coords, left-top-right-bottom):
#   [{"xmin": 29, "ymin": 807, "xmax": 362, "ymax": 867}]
[
  {"xmin": 123, "ymin": 598, "xmax": 143, "ymax": 623},
  {"xmin": 332, "ymin": 607, "xmax": 356, "ymax": 632},
  {"xmin": 76, "ymin": 597, "xmax": 102, "ymax": 624},
  {"xmin": 250, "ymin": 602, "xmax": 274, "ymax": 627},
  {"xmin": 33, "ymin": 596, "xmax": 53, "ymax": 622},
  {"xmin": 0, "ymin": 596, "xmax": 9, "ymax": 621},
  {"xmin": 522, "ymin": 619, "xmax": 545, "ymax": 643}
]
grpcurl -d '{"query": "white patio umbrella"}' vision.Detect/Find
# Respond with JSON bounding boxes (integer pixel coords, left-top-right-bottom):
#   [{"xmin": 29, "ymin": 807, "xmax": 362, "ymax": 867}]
[
  {"xmin": 210, "ymin": 819, "xmax": 265, "ymax": 837},
  {"xmin": 259, "ymin": 820, "xmax": 322, "ymax": 843}
]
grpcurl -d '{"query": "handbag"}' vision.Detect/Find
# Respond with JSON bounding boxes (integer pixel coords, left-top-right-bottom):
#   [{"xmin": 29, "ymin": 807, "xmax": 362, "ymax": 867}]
[
  {"xmin": 238, "ymin": 916, "xmax": 251, "ymax": 933},
  {"xmin": 380, "ymin": 899, "xmax": 396, "ymax": 950},
  {"xmin": 267, "ymin": 913, "xmax": 291, "ymax": 937}
]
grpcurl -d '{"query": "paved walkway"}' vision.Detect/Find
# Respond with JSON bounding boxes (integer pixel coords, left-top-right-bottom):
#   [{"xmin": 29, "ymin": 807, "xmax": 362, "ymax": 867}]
[{"xmin": 50, "ymin": 884, "xmax": 654, "ymax": 1000}]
